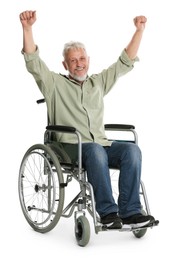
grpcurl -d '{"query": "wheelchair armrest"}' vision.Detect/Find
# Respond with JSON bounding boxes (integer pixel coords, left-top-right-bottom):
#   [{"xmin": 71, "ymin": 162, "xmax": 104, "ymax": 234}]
[
  {"xmin": 46, "ymin": 125, "xmax": 76, "ymax": 133},
  {"xmin": 105, "ymin": 124, "xmax": 138, "ymax": 144},
  {"xmin": 105, "ymin": 124, "xmax": 135, "ymax": 130},
  {"xmin": 45, "ymin": 125, "xmax": 82, "ymax": 171}
]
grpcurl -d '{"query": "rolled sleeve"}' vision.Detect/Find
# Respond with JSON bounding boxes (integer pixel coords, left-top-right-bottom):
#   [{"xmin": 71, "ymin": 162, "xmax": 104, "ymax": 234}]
[
  {"xmin": 21, "ymin": 45, "xmax": 39, "ymax": 62},
  {"xmin": 120, "ymin": 49, "xmax": 139, "ymax": 67}
]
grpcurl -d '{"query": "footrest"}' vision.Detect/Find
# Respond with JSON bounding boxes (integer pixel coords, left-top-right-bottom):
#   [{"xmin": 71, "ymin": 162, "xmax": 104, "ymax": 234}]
[
  {"xmin": 101, "ymin": 219, "xmax": 159, "ymax": 232},
  {"xmin": 131, "ymin": 219, "xmax": 159, "ymax": 231}
]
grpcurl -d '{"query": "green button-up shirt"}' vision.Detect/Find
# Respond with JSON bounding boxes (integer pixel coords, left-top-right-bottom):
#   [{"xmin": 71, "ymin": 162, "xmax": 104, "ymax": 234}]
[{"xmin": 23, "ymin": 47, "xmax": 138, "ymax": 146}]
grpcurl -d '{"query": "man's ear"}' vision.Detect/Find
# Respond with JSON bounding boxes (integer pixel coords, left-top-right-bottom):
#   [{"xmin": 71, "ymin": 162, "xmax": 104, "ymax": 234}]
[{"xmin": 62, "ymin": 61, "xmax": 68, "ymax": 70}]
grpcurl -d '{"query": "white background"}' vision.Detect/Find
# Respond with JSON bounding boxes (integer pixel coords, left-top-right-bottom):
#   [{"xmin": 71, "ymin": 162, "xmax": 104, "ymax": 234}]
[{"xmin": 1, "ymin": 0, "xmax": 171, "ymax": 258}]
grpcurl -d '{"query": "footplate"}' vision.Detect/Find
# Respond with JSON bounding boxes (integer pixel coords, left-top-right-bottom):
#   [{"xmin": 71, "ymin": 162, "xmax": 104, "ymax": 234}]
[{"xmin": 101, "ymin": 219, "xmax": 159, "ymax": 232}]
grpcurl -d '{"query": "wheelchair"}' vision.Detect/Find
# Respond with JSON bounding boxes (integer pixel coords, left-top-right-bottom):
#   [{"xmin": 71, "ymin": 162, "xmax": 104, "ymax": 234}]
[{"xmin": 18, "ymin": 98, "xmax": 159, "ymax": 247}]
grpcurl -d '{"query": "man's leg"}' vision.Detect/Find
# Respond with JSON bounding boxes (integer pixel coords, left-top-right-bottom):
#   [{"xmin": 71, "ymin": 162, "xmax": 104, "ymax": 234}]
[
  {"xmin": 106, "ymin": 141, "xmax": 155, "ymax": 227},
  {"xmin": 105, "ymin": 141, "xmax": 142, "ymax": 218},
  {"xmin": 82, "ymin": 142, "xmax": 118, "ymax": 217},
  {"xmin": 82, "ymin": 143, "xmax": 122, "ymax": 229}
]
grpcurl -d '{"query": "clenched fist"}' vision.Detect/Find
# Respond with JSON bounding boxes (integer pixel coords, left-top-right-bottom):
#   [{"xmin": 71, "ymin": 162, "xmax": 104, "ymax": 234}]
[
  {"xmin": 133, "ymin": 16, "xmax": 147, "ymax": 31},
  {"xmin": 19, "ymin": 10, "xmax": 37, "ymax": 28}
]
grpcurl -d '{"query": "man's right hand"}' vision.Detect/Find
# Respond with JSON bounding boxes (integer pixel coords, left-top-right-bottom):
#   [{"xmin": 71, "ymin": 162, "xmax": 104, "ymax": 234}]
[
  {"xmin": 19, "ymin": 10, "xmax": 36, "ymax": 28},
  {"xmin": 20, "ymin": 10, "xmax": 37, "ymax": 54}
]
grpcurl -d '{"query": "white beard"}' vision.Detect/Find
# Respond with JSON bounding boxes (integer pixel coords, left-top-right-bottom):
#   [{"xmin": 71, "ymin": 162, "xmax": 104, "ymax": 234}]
[{"xmin": 70, "ymin": 73, "xmax": 87, "ymax": 82}]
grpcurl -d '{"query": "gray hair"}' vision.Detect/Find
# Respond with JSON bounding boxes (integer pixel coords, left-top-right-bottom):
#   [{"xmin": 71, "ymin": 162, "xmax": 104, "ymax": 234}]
[{"xmin": 62, "ymin": 41, "xmax": 87, "ymax": 59}]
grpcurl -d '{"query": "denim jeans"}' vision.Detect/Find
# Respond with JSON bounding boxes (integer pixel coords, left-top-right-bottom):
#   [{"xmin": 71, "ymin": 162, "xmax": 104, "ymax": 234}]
[{"xmin": 82, "ymin": 141, "xmax": 142, "ymax": 218}]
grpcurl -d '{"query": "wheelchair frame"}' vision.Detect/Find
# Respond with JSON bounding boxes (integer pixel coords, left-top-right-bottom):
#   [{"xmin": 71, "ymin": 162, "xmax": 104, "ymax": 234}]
[{"xmin": 18, "ymin": 99, "xmax": 158, "ymax": 246}]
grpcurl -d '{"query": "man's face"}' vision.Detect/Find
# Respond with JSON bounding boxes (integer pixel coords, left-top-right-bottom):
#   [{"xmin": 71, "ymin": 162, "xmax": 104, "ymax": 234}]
[{"xmin": 63, "ymin": 48, "xmax": 90, "ymax": 82}]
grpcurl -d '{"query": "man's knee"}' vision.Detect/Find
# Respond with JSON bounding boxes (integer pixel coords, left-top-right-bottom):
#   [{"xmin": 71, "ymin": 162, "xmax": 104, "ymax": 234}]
[
  {"xmin": 124, "ymin": 143, "xmax": 142, "ymax": 163},
  {"xmin": 82, "ymin": 143, "xmax": 108, "ymax": 164}
]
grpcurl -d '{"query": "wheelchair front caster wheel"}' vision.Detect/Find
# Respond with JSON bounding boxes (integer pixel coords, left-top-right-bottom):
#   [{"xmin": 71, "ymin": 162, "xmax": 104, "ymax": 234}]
[
  {"xmin": 132, "ymin": 209, "xmax": 147, "ymax": 238},
  {"xmin": 133, "ymin": 228, "xmax": 147, "ymax": 238},
  {"xmin": 75, "ymin": 215, "xmax": 90, "ymax": 247}
]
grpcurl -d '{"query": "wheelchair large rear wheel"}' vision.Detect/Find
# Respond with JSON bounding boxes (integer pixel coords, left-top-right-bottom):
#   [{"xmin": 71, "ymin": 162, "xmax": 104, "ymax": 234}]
[{"xmin": 18, "ymin": 144, "xmax": 65, "ymax": 233}]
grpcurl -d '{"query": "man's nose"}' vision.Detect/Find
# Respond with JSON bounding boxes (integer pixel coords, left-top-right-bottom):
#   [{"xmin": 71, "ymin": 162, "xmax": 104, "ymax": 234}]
[{"xmin": 76, "ymin": 59, "xmax": 82, "ymax": 66}]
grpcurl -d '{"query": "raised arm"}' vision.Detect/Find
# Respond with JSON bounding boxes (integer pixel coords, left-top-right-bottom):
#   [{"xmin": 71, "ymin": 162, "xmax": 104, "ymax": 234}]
[
  {"xmin": 125, "ymin": 16, "xmax": 147, "ymax": 60},
  {"xmin": 19, "ymin": 10, "xmax": 37, "ymax": 53}
]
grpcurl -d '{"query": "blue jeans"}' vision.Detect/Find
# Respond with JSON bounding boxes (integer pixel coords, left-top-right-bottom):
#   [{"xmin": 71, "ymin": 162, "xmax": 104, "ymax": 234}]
[{"xmin": 82, "ymin": 141, "xmax": 142, "ymax": 218}]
